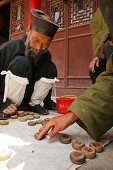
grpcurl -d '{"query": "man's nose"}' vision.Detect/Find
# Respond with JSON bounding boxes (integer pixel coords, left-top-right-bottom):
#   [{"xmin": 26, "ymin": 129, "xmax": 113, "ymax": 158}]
[{"xmin": 37, "ymin": 42, "xmax": 43, "ymax": 51}]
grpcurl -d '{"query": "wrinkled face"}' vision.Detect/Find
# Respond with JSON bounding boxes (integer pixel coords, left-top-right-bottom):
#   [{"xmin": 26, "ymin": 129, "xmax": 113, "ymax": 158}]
[
  {"xmin": 25, "ymin": 30, "xmax": 52, "ymax": 65},
  {"xmin": 28, "ymin": 30, "xmax": 52, "ymax": 53}
]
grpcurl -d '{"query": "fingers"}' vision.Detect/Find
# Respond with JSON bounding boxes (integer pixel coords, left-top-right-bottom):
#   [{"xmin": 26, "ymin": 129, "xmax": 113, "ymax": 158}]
[
  {"xmin": 89, "ymin": 60, "xmax": 95, "ymax": 73},
  {"xmin": 38, "ymin": 121, "xmax": 55, "ymax": 140},
  {"xmin": 38, "ymin": 123, "xmax": 60, "ymax": 141},
  {"xmin": 38, "ymin": 113, "xmax": 77, "ymax": 141},
  {"xmin": 46, "ymin": 127, "xmax": 59, "ymax": 140},
  {"xmin": 89, "ymin": 57, "xmax": 99, "ymax": 73},
  {"xmin": 3, "ymin": 104, "xmax": 17, "ymax": 115},
  {"xmin": 96, "ymin": 59, "xmax": 99, "ymax": 67},
  {"xmin": 91, "ymin": 63, "xmax": 95, "ymax": 73},
  {"xmin": 11, "ymin": 104, "xmax": 17, "ymax": 111}
]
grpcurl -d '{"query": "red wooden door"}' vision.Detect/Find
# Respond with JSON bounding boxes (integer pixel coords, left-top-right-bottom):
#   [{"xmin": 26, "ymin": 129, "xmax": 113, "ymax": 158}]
[{"xmin": 41, "ymin": 0, "xmax": 97, "ymax": 97}]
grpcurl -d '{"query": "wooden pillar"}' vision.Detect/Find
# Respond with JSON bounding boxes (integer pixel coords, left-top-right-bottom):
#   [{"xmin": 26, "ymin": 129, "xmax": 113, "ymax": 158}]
[{"xmin": 28, "ymin": 0, "xmax": 41, "ymax": 25}]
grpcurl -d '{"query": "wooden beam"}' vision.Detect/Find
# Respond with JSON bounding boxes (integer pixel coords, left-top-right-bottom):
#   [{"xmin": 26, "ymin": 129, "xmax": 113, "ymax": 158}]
[{"xmin": 0, "ymin": 0, "xmax": 11, "ymax": 7}]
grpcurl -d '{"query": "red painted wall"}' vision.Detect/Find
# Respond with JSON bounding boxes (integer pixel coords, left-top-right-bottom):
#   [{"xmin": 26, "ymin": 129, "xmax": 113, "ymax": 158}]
[{"xmin": 28, "ymin": 0, "xmax": 41, "ymax": 25}]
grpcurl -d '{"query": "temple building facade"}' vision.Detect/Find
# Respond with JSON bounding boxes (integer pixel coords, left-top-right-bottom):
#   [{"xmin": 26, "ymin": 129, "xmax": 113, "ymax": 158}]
[{"xmin": 0, "ymin": 0, "xmax": 98, "ymax": 96}]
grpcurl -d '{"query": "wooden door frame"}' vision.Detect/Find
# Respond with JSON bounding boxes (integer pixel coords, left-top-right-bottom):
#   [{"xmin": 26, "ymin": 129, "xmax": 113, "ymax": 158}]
[{"xmin": 41, "ymin": 0, "xmax": 99, "ymax": 97}]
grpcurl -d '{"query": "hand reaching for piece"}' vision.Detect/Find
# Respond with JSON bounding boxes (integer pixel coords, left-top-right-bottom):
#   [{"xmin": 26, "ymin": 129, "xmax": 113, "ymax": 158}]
[{"xmin": 38, "ymin": 112, "xmax": 78, "ymax": 140}]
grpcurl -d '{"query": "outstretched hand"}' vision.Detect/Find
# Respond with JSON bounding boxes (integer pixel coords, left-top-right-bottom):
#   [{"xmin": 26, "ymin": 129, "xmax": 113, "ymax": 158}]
[
  {"xmin": 38, "ymin": 112, "xmax": 78, "ymax": 140},
  {"xmin": 3, "ymin": 104, "xmax": 17, "ymax": 115},
  {"xmin": 89, "ymin": 57, "xmax": 100, "ymax": 73}
]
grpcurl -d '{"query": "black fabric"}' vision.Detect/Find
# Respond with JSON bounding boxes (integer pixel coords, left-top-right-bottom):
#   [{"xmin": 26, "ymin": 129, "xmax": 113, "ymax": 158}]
[
  {"xmin": 8, "ymin": 55, "xmax": 32, "ymax": 80},
  {"xmin": 34, "ymin": 57, "xmax": 57, "ymax": 80},
  {"xmin": 28, "ymin": 104, "xmax": 49, "ymax": 115},
  {"xmin": 89, "ymin": 60, "xmax": 106, "ymax": 84},
  {"xmin": 0, "ymin": 98, "xmax": 12, "ymax": 119},
  {"xmin": 0, "ymin": 35, "xmax": 26, "ymax": 111},
  {"xmin": 103, "ymin": 41, "xmax": 113, "ymax": 61},
  {"xmin": 0, "ymin": 55, "xmax": 32, "ymax": 110},
  {"xmin": 0, "ymin": 35, "xmax": 29, "ymax": 108},
  {"xmin": 0, "ymin": 35, "xmax": 57, "ymax": 111},
  {"xmin": 31, "ymin": 9, "xmax": 58, "ymax": 37},
  {"xmin": 43, "ymin": 88, "xmax": 56, "ymax": 110},
  {"xmin": 0, "ymin": 112, "xmax": 10, "ymax": 120},
  {"xmin": 98, "ymin": 0, "xmax": 113, "ymax": 38}
]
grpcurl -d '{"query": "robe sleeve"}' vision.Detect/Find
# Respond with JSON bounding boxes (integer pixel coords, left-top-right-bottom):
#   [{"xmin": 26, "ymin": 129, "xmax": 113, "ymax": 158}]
[
  {"xmin": 68, "ymin": 54, "xmax": 113, "ymax": 141},
  {"xmin": 90, "ymin": 8, "xmax": 110, "ymax": 56},
  {"xmin": 0, "ymin": 43, "xmax": 13, "ymax": 110},
  {"xmin": 0, "ymin": 37, "xmax": 26, "ymax": 112}
]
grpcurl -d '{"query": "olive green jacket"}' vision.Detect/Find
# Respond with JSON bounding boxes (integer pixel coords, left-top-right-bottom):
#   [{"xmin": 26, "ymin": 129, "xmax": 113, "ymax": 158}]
[
  {"xmin": 90, "ymin": 8, "xmax": 110, "ymax": 56},
  {"xmin": 68, "ymin": 54, "xmax": 113, "ymax": 141}
]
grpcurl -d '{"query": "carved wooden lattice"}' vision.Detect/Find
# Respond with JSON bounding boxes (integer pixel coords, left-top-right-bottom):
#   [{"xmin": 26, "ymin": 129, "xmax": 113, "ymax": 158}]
[
  {"xmin": 70, "ymin": 0, "xmax": 93, "ymax": 26},
  {"xmin": 11, "ymin": 0, "xmax": 25, "ymax": 34},
  {"xmin": 48, "ymin": 0, "xmax": 65, "ymax": 29}
]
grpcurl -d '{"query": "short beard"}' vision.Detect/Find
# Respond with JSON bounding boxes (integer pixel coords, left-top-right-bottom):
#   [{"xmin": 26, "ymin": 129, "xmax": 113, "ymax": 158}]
[{"xmin": 24, "ymin": 35, "xmax": 46, "ymax": 65}]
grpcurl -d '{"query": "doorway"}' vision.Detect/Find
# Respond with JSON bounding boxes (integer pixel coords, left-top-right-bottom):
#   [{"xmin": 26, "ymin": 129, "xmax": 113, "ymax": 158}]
[
  {"xmin": 0, "ymin": 3, "xmax": 10, "ymax": 45},
  {"xmin": 42, "ymin": 0, "xmax": 97, "ymax": 96}
]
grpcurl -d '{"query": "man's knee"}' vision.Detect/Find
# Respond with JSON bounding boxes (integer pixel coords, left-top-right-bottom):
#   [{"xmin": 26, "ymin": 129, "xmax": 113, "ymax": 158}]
[
  {"xmin": 7, "ymin": 55, "xmax": 32, "ymax": 80},
  {"xmin": 36, "ymin": 61, "xmax": 57, "ymax": 80},
  {"xmin": 44, "ymin": 62, "xmax": 57, "ymax": 79}
]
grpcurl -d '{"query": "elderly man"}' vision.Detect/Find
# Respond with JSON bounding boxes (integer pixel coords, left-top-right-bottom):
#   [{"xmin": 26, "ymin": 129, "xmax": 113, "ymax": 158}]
[
  {"xmin": 0, "ymin": 9, "xmax": 58, "ymax": 119},
  {"xmin": 38, "ymin": 0, "xmax": 113, "ymax": 141}
]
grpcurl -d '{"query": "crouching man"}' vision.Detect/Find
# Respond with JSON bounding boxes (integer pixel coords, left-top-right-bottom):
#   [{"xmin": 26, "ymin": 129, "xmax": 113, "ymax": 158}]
[{"xmin": 0, "ymin": 9, "xmax": 59, "ymax": 119}]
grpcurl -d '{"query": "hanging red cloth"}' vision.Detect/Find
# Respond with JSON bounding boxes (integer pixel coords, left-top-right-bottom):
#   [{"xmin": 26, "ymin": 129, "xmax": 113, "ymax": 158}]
[{"xmin": 28, "ymin": 0, "xmax": 41, "ymax": 25}]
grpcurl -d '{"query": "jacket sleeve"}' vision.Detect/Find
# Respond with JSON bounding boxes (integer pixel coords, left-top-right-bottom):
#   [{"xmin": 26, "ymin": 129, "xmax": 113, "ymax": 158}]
[
  {"xmin": 90, "ymin": 8, "xmax": 110, "ymax": 56},
  {"xmin": 68, "ymin": 54, "xmax": 113, "ymax": 141}
]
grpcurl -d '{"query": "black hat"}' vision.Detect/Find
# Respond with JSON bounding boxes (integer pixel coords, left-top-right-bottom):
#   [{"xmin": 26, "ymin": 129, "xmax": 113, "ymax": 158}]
[
  {"xmin": 98, "ymin": 0, "xmax": 113, "ymax": 38},
  {"xmin": 30, "ymin": 9, "xmax": 59, "ymax": 38}
]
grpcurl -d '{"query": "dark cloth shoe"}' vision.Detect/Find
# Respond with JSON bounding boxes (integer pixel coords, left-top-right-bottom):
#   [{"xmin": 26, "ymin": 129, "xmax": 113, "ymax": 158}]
[
  {"xmin": 44, "ymin": 100, "xmax": 57, "ymax": 110},
  {"xmin": 17, "ymin": 106, "xmax": 29, "ymax": 111},
  {"xmin": 28, "ymin": 104, "xmax": 49, "ymax": 115},
  {"xmin": 0, "ymin": 112, "xmax": 10, "ymax": 120},
  {"xmin": 43, "ymin": 88, "xmax": 57, "ymax": 110}
]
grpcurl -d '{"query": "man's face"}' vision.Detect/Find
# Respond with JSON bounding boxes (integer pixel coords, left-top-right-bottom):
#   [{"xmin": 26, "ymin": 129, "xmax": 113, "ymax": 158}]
[{"xmin": 25, "ymin": 30, "xmax": 52, "ymax": 65}]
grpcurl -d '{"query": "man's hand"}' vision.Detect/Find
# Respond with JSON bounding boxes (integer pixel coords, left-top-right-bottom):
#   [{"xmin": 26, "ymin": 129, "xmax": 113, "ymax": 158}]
[
  {"xmin": 3, "ymin": 104, "xmax": 17, "ymax": 115},
  {"xmin": 89, "ymin": 57, "xmax": 100, "ymax": 73},
  {"xmin": 38, "ymin": 112, "xmax": 78, "ymax": 140}
]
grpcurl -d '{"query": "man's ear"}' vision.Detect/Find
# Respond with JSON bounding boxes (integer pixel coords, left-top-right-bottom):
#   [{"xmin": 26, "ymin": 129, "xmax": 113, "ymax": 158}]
[{"xmin": 26, "ymin": 25, "xmax": 31, "ymax": 35}]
